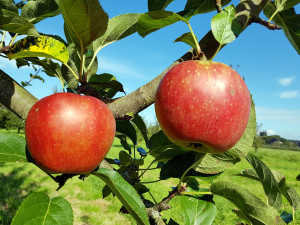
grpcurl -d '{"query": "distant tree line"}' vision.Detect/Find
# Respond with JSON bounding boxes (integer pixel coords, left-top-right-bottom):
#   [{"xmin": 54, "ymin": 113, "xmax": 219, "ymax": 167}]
[
  {"xmin": 254, "ymin": 130, "xmax": 300, "ymax": 152},
  {"xmin": 0, "ymin": 104, "xmax": 24, "ymax": 133}
]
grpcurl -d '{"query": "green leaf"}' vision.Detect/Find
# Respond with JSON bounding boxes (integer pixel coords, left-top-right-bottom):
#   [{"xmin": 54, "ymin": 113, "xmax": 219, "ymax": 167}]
[
  {"xmin": 196, "ymin": 97, "xmax": 256, "ymax": 174},
  {"xmin": 148, "ymin": 0, "xmax": 175, "ymax": 11},
  {"xmin": 181, "ymin": 196, "xmax": 216, "ymax": 225},
  {"xmin": 211, "ymin": 181, "xmax": 286, "ymax": 225},
  {"xmin": 264, "ymin": 4, "xmax": 300, "ymax": 54},
  {"xmin": 174, "ymin": 32, "xmax": 198, "ymax": 50},
  {"xmin": 59, "ymin": 0, "xmax": 108, "ymax": 50},
  {"xmin": 60, "ymin": 43, "xmax": 79, "ymax": 89},
  {"xmin": 11, "ymin": 192, "xmax": 73, "ymax": 225},
  {"xmin": 116, "ymin": 120, "xmax": 137, "ymax": 145},
  {"xmin": 102, "ymin": 184, "xmax": 113, "ymax": 199},
  {"xmin": 131, "ymin": 114, "xmax": 149, "ymax": 147},
  {"xmin": 116, "ymin": 135, "xmax": 132, "ymax": 153},
  {"xmin": 27, "ymin": 57, "xmax": 66, "ymax": 86},
  {"xmin": 148, "ymin": 130, "xmax": 189, "ymax": 162},
  {"xmin": 184, "ymin": 0, "xmax": 232, "ymax": 14},
  {"xmin": 88, "ymin": 73, "xmax": 125, "ymax": 98},
  {"xmin": 211, "ymin": 4, "xmax": 241, "ymax": 46},
  {"xmin": 119, "ymin": 150, "xmax": 132, "ymax": 167},
  {"xmin": 7, "ymin": 36, "xmax": 69, "ymax": 63},
  {"xmin": 0, "ymin": 133, "xmax": 27, "ymax": 163},
  {"xmin": 275, "ymin": 0, "xmax": 300, "ymax": 11},
  {"xmin": 20, "ymin": 0, "xmax": 60, "ymax": 24},
  {"xmin": 246, "ymin": 153, "xmax": 282, "ymax": 209},
  {"xmin": 239, "ymin": 168, "xmax": 300, "ymax": 212},
  {"xmin": 0, "ymin": 0, "xmax": 39, "ymax": 36},
  {"xmin": 134, "ymin": 183, "xmax": 149, "ymax": 195},
  {"xmin": 278, "ymin": 179, "xmax": 300, "ymax": 212},
  {"xmin": 160, "ymin": 152, "xmax": 219, "ymax": 181},
  {"xmin": 30, "ymin": 74, "xmax": 45, "ymax": 83},
  {"xmin": 92, "ymin": 168, "xmax": 150, "ymax": 225},
  {"xmin": 137, "ymin": 11, "xmax": 187, "ymax": 37},
  {"xmin": 15, "ymin": 58, "xmax": 30, "ymax": 68},
  {"xmin": 91, "ymin": 13, "xmax": 141, "ymax": 53},
  {"xmin": 160, "ymin": 152, "xmax": 198, "ymax": 180}
]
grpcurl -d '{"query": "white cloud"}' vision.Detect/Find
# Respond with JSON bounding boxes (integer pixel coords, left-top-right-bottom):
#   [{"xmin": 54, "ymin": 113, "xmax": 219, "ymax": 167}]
[
  {"xmin": 98, "ymin": 58, "xmax": 146, "ymax": 80},
  {"xmin": 0, "ymin": 57, "xmax": 31, "ymax": 70},
  {"xmin": 256, "ymin": 107, "xmax": 300, "ymax": 124},
  {"xmin": 0, "ymin": 57, "xmax": 17, "ymax": 68},
  {"xmin": 278, "ymin": 76, "xmax": 295, "ymax": 86},
  {"xmin": 279, "ymin": 91, "xmax": 298, "ymax": 99},
  {"xmin": 266, "ymin": 129, "xmax": 275, "ymax": 136}
]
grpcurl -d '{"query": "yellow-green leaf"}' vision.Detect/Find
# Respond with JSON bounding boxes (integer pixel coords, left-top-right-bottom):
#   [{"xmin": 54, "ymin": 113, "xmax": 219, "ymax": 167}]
[{"xmin": 8, "ymin": 36, "xmax": 69, "ymax": 63}]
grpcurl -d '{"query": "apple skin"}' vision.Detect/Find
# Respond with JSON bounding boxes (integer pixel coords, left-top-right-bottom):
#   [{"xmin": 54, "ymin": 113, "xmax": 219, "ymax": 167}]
[
  {"xmin": 25, "ymin": 93, "xmax": 116, "ymax": 174},
  {"xmin": 155, "ymin": 60, "xmax": 251, "ymax": 154}
]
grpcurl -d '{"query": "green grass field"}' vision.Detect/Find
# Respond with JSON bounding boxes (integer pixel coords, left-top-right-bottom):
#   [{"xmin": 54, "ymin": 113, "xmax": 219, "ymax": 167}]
[{"xmin": 1, "ymin": 130, "xmax": 300, "ymax": 224}]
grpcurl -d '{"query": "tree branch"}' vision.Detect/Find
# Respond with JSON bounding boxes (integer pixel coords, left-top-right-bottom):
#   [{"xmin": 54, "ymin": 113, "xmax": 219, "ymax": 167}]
[
  {"xmin": 0, "ymin": 70, "xmax": 38, "ymax": 120},
  {"xmin": 251, "ymin": 16, "xmax": 281, "ymax": 30},
  {"xmin": 146, "ymin": 184, "xmax": 187, "ymax": 225}
]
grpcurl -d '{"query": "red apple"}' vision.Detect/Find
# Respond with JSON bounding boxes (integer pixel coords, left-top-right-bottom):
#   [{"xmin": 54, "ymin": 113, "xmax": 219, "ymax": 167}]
[
  {"xmin": 25, "ymin": 93, "xmax": 116, "ymax": 174},
  {"xmin": 155, "ymin": 60, "xmax": 251, "ymax": 154}
]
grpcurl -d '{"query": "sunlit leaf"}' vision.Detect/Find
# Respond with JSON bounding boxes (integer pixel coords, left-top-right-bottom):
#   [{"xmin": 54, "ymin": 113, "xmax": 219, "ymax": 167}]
[
  {"xmin": 181, "ymin": 196, "xmax": 216, "ymax": 225},
  {"xmin": 211, "ymin": 5, "xmax": 242, "ymax": 45},
  {"xmin": 11, "ymin": 192, "xmax": 73, "ymax": 225},
  {"xmin": 92, "ymin": 168, "xmax": 150, "ymax": 225},
  {"xmin": 246, "ymin": 153, "xmax": 282, "ymax": 209},
  {"xmin": 137, "ymin": 11, "xmax": 187, "ymax": 37},
  {"xmin": 7, "ymin": 36, "xmax": 69, "ymax": 63},
  {"xmin": 239, "ymin": 168, "xmax": 300, "ymax": 212},
  {"xmin": 20, "ymin": 0, "xmax": 60, "ymax": 24},
  {"xmin": 91, "ymin": 13, "xmax": 141, "ymax": 53},
  {"xmin": 276, "ymin": 0, "xmax": 300, "ymax": 12},
  {"xmin": 0, "ymin": 133, "xmax": 27, "ymax": 163},
  {"xmin": 174, "ymin": 32, "xmax": 198, "ymax": 50},
  {"xmin": 59, "ymin": 0, "xmax": 108, "ymax": 50},
  {"xmin": 0, "ymin": 0, "xmax": 39, "ymax": 36},
  {"xmin": 211, "ymin": 181, "xmax": 285, "ymax": 225}
]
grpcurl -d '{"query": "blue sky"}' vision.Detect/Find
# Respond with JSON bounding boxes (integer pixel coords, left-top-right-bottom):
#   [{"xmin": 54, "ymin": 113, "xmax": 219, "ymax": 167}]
[{"xmin": 1, "ymin": 0, "xmax": 300, "ymax": 140}]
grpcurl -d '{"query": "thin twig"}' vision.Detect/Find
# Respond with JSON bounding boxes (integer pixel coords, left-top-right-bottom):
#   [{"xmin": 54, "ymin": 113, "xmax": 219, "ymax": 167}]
[
  {"xmin": 215, "ymin": 0, "xmax": 222, "ymax": 13},
  {"xmin": 251, "ymin": 17, "xmax": 281, "ymax": 30},
  {"xmin": 146, "ymin": 184, "xmax": 187, "ymax": 225}
]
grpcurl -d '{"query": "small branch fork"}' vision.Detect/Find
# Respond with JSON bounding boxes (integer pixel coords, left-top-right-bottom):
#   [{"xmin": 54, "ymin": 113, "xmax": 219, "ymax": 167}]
[
  {"xmin": 146, "ymin": 184, "xmax": 187, "ymax": 225},
  {"xmin": 251, "ymin": 17, "xmax": 281, "ymax": 30}
]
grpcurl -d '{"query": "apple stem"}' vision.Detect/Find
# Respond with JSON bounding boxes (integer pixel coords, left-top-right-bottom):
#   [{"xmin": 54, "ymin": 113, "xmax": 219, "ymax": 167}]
[{"xmin": 177, "ymin": 153, "xmax": 207, "ymax": 190}]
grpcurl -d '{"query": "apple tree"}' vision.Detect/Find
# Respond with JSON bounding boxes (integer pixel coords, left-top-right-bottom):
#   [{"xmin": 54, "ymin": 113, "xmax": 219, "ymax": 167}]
[{"xmin": 0, "ymin": 0, "xmax": 300, "ymax": 224}]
